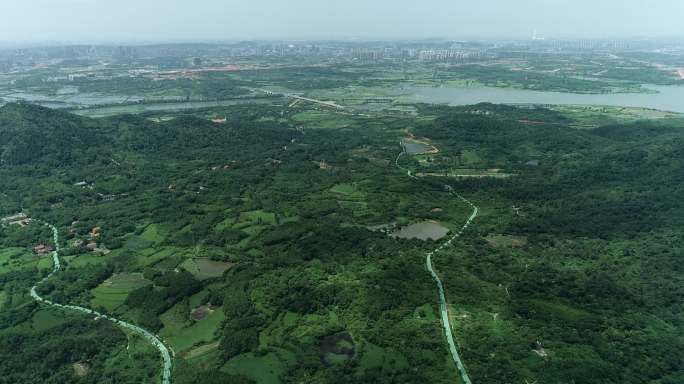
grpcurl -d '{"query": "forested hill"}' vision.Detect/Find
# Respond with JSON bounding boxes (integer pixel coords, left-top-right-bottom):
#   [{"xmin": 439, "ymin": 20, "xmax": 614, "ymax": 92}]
[
  {"xmin": 2, "ymin": 101, "xmax": 683, "ymax": 384},
  {"xmin": 0, "ymin": 103, "xmax": 111, "ymax": 166},
  {"xmin": 0, "ymin": 103, "xmax": 294, "ymax": 167}
]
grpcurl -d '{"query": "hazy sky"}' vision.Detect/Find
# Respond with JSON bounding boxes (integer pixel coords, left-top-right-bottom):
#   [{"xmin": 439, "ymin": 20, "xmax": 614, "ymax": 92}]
[{"xmin": 1, "ymin": 0, "xmax": 683, "ymax": 43}]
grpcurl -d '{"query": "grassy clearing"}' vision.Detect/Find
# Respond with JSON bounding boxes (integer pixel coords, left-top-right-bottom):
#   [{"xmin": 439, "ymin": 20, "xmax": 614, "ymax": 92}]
[
  {"xmin": 188, "ymin": 286, "xmax": 217, "ymax": 308},
  {"xmin": 180, "ymin": 258, "xmax": 234, "ymax": 280},
  {"xmin": 330, "ymin": 183, "xmax": 369, "ymax": 216},
  {"xmin": 90, "ymin": 273, "xmax": 150, "ymax": 311},
  {"xmin": 239, "ymin": 210, "xmax": 276, "ymax": 226},
  {"xmin": 417, "ymin": 168, "xmax": 517, "ymax": 179},
  {"xmin": 414, "ymin": 303, "xmax": 438, "ymax": 322},
  {"xmin": 221, "ymin": 349, "xmax": 294, "ymax": 384},
  {"xmin": 31, "ymin": 309, "xmax": 71, "ymax": 332},
  {"xmin": 162, "ymin": 308, "xmax": 225, "ymax": 353},
  {"xmin": 216, "ymin": 210, "xmax": 279, "ymax": 250},
  {"xmin": 65, "ymin": 253, "xmax": 108, "ymax": 267},
  {"xmin": 460, "ymin": 150, "xmax": 483, "ymax": 165},
  {"xmin": 291, "ymin": 110, "xmax": 353, "ymax": 129},
  {"xmin": 0, "ymin": 247, "xmax": 36, "ymax": 273},
  {"xmin": 140, "ymin": 224, "xmax": 165, "ymax": 243},
  {"xmin": 526, "ymin": 299, "xmax": 595, "ymax": 325},
  {"xmin": 182, "ymin": 341, "xmax": 220, "ymax": 359},
  {"xmin": 330, "ymin": 183, "xmax": 362, "ymax": 197},
  {"xmin": 36, "ymin": 256, "xmax": 54, "ymax": 271},
  {"xmin": 358, "ymin": 341, "xmax": 409, "ymax": 372},
  {"xmin": 135, "ymin": 246, "xmax": 186, "ymax": 268},
  {"xmin": 215, "ymin": 217, "xmax": 236, "ymax": 232}
]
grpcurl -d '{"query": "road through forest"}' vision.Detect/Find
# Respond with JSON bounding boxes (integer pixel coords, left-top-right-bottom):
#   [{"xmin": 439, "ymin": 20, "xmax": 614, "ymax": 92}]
[
  {"xmin": 397, "ymin": 144, "xmax": 477, "ymax": 384},
  {"xmin": 29, "ymin": 221, "xmax": 173, "ymax": 384}
]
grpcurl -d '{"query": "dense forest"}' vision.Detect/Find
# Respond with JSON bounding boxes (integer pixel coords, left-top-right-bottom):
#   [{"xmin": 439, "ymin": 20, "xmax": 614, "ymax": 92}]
[{"xmin": 1, "ymin": 101, "xmax": 682, "ymax": 384}]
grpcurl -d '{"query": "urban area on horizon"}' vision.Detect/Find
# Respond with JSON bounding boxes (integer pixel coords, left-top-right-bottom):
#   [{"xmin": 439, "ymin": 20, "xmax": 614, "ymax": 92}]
[{"xmin": 2, "ymin": 3, "xmax": 684, "ymax": 384}]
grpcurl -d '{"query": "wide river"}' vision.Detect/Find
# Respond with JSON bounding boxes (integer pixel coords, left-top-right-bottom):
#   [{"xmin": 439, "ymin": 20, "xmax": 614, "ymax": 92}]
[{"xmin": 401, "ymin": 85, "xmax": 684, "ymax": 113}]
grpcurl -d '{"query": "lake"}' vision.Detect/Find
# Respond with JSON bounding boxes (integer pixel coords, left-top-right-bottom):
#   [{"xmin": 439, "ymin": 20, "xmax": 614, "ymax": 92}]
[{"xmin": 401, "ymin": 85, "xmax": 684, "ymax": 113}]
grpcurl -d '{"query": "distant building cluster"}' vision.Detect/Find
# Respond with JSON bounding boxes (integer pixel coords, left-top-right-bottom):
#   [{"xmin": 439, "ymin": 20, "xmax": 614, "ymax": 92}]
[
  {"xmin": 349, "ymin": 47, "xmax": 488, "ymax": 63},
  {"xmin": 535, "ymin": 39, "xmax": 649, "ymax": 51}
]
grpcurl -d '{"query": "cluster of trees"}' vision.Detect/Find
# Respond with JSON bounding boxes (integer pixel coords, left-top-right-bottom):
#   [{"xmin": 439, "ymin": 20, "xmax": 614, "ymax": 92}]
[
  {"xmin": 0, "ymin": 318, "xmax": 157, "ymax": 383},
  {"xmin": 38, "ymin": 264, "xmax": 114, "ymax": 304},
  {"xmin": 414, "ymin": 106, "xmax": 684, "ymax": 383},
  {"xmin": 219, "ymin": 268, "xmax": 264, "ymax": 360},
  {"xmin": 125, "ymin": 271, "xmax": 201, "ymax": 331}
]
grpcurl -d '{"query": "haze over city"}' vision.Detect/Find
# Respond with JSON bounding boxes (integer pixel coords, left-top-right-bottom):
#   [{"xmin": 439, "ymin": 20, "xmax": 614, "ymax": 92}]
[
  {"xmin": 1, "ymin": 0, "xmax": 684, "ymax": 44},
  {"xmin": 2, "ymin": 0, "xmax": 684, "ymax": 383}
]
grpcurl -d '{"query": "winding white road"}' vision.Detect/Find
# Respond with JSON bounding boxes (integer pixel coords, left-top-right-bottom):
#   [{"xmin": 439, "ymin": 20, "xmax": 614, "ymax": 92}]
[
  {"xmin": 398, "ymin": 144, "xmax": 477, "ymax": 384},
  {"xmin": 29, "ymin": 221, "xmax": 173, "ymax": 384}
]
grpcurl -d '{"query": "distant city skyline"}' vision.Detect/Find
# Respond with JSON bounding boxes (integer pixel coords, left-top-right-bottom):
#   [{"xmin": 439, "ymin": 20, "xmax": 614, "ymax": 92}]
[{"xmin": 1, "ymin": 0, "xmax": 683, "ymax": 44}]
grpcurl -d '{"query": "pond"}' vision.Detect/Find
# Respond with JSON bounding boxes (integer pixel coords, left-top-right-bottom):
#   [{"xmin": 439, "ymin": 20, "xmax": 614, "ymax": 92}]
[
  {"xmin": 402, "ymin": 139, "xmax": 433, "ymax": 155},
  {"xmin": 391, "ymin": 220, "xmax": 450, "ymax": 241},
  {"xmin": 400, "ymin": 85, "xmax": 684, "ymax": 113}
]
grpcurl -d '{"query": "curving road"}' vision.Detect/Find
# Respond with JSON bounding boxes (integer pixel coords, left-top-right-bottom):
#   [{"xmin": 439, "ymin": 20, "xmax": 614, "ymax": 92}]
[
  {"xmin": 29, "ymin": 221, "xmax": 173, "ymax": 384},
  {"xmin": 397, "ymin": 145, "xmax": 478, "ymax": 384}
]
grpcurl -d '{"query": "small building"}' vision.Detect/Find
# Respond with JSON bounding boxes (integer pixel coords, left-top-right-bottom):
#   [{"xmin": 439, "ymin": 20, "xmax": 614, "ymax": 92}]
[
  {"xmin": 86, "ymin": 242, "xmax": 98, "ymax": 251},
  {"xmin": 34, "ymin": 244, "xmax": 54, "ymax": 255},
  {"xmin": 89, "ymin": 227, "xmax": 102, "ymax": 239}
]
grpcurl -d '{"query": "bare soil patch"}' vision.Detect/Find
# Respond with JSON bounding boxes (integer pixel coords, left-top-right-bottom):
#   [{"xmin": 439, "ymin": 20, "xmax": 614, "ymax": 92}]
[
  {"xmin": 73, "ymin": 362, "xmax": 89, "ymax": 377},
  {"xmin": 190, "ymin": 305, "xmax": 212, "ymax": 321},
  {"xmin": 485, "ymin": 234, "xmax": 528, "ymax": 248}
]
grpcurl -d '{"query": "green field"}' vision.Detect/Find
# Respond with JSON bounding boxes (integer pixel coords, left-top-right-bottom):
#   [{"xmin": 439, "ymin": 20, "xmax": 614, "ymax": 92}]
[
  {"xmin": 31, "ymin": 309, "xmax": 72, "ymax": 332},
  {"xmin": 91, "ymin": 273, "xmax": 151, "ymax": 311},
  {"xmin": 0, "ymin": 247, "xmax": 36, "ymax": 273},
  {"xmin": 160, "ymin": 303, "xmax": 225, "ymax": 353},
  {"xmin": 179, "ymin": 258, "xmax": 234, "ymax": 280},
  {"xmin": 292, "ymin": 110, "xmax": 354, "ymax": 129},
  {"xmin": 222, "ymin": 350, "xmax": 294, "ymax": 384}
]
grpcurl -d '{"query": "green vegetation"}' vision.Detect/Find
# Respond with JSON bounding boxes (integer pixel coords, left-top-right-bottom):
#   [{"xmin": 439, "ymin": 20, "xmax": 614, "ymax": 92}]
[
  {"xmin": 90, "ymin": 273, "xmax": 151, "ymax": 311},
  {"xmin": 1, "ymin": 72, "xmax": 683, "ymax": 384}
]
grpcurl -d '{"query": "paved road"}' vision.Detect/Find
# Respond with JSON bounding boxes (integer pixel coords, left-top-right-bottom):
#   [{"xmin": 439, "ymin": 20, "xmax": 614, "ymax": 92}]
[
  {"xmin": 259, "ymin": 89, "xmax": 346, "ymax": 109},
  {"xmin": 29, "ymin": 221, "xmax": 173, "ymax": 384},
  {"xmin": 397, "ymin": 146, "xmax": 477, "ymax": 384}
]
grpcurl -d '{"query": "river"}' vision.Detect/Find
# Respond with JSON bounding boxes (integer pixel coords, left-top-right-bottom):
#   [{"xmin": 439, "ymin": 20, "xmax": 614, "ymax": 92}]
[{"xmin": 400, "ymin": 85, "xmax": 684, "ymax": 113}]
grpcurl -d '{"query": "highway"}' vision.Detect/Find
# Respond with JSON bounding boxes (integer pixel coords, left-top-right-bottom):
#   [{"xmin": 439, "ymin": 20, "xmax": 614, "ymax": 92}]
[{"xmin": 29, "ymin": 221, "xmax": 173, "ymax": 384}]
